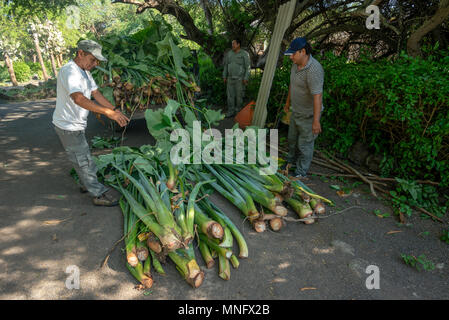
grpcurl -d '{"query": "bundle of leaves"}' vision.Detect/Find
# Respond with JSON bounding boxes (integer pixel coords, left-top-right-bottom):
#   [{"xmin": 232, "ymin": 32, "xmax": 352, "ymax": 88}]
[{"xmin": 91, "ymin": 20, "xmax": 200, "ymax": 116}]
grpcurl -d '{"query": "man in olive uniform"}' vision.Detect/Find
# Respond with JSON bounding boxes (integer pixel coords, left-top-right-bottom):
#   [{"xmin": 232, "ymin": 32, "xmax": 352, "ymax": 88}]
[
  {"xmin": 284, "ymin": 37, "xmax": 324, "ymax": 178},
  {"xmin": 222, "ymin": 39, "xmax": 250, "ymax": 117}
]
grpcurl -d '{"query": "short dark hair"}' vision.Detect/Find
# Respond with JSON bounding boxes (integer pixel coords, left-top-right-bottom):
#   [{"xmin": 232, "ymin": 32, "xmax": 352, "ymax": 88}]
[
  {"xmin": 233, "ymin": 38, "xmax": 241, "ymax": 46},
  {"xmin": 302, "ymin": 43, "xmax": 312, "ymax": 55}
]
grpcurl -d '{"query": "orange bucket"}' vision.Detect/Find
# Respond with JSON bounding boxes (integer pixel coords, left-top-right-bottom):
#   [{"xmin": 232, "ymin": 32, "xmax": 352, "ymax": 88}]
[{"xmin": 234, "ymin": 101, "xmax": 256, "ymax": 129}]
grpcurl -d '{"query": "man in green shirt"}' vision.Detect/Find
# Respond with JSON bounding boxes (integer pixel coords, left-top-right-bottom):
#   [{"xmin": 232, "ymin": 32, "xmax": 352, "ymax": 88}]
[
  {"xmin": 223, "ymin": 39, "xmax": 250, "ymax": 117},
  {"xmin": 284, "ymin": 37, "xmax": 324, "ymax": 178}
]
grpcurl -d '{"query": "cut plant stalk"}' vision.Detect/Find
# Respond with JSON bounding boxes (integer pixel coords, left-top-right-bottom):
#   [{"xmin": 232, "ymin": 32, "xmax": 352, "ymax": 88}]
[
  {"xmin": 120, "ymin": 198, "xmax": 139, "ymax": 267},
  {"xmin": 217, "ymin": 165, "xmax": 288, "ymax": 217},
  {"xmin": 310, "ymin": 198, "xmax": 326, "ymax": 214},
  {"xmin": 114, "ymin": 164, "xmax": 178, "ymax": 232},
  {"xmin": 146, "ymin": 232, "xmax": 162, "ymax": 254},
  {"xmin": 230, "ymin": 255, "xmax": 240, "ymax": 269},
  {"xmin": 149, "ymin": 250, "xmax": 166, "ymax": 275},
  {"xmin": 218, "ymin": 254, "xmax": 231, "ymax": 281},
  {"xmin": 166, "ymin": 158, "xmax": 177, "ymax": 191},
  {"xmin": 199, "ymin": 199, "xmax": 248, "ymax": 258},
  {"xmin": 199, "ymin": 234, "xmax": 232, "ymax": 259},
  {"xmin": 286, "ymin": 197, "xmax": 315, "ymax": 224},
  {"xmin": 199, "ymin": 166, "xmax": 261, "ymax": 230},
  {"xmin": 118, "ymin": 185, "xmax": 183, "ymax": 252},
  {"xmin": 143, "ymin": 255, "xmax": 152, "ymax": 277},
  {"xmin": 172, "ymin": 200, "xmax": 191, "ymax": 244},
  {"xmin": 286, "ymin": 197, "xmax": 313, "ymax": 219},
  {"xmin": 167, "ymin": 250, "xmax": 204, "ymax": 288},
  {"xmin": 136, "ymin": 240, "xmax": 149, "ymax": 262},
  {"xmin": 263, "ymin": 213, "xmax": 284, "ymax": 231},
  {"xmin": 193, "ymin": 204, "xmax": 224, "ymax": 240},
  {"xmin": 198, "ymin": 239, "xmax": 215, "ymax": 269},
  {"xmin": 126, "ymin": 262, "xmax": 153, "ymax": 289},
  {"xmin": 185, "ymin": 179, "xmax": 215, "ymax": 243}
]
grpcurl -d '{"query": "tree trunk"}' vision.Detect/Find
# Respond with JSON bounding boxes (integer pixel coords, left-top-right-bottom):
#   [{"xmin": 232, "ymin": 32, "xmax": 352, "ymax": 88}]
[
  {"xmin": 33, "ymin": 54, "xmax": 37, "ymax": 63},
  {"xmin": 56, "ymin": 53, "xmax": 62, "ymax": 68},
  {"xmin": 4, "ymin": 53, "xmax": 19, "ymax": 86},
  {"xmin": 407, "ymin": 0, "xmax": 449, "ymax": 57},
  {"xmin": 50, "ymin": 51, "xmax": 58, "ymax": 77},
  {"xmin": 32, "ymin": 33, "xmax": 49, "ymax": 81},
  {"xmin": 59, "ymin": 53, "xmax": 64, "ymax": 66},
  {"xmin": 200, "ymin": 0, "xmax": 214, "ymax": 35}
]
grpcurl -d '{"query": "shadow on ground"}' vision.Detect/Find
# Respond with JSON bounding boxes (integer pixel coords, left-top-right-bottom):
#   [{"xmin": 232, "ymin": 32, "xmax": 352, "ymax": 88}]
[{"xmin": 0, "ymin": 99, "xmax": 447, "ymax": 300}]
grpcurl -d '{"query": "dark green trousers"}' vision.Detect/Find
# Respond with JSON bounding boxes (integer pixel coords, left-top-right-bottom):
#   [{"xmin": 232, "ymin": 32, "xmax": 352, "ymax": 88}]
[{"xmin": 287, "ymin": 113, "xmax": 317, "ymax": 176}]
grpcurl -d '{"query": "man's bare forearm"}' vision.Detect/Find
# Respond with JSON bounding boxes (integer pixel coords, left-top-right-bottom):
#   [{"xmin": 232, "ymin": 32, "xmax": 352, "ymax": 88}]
[
  {"xmin": 313, "ymin": 93, "xmax": 322, "ymax": 123},
  {"xmin": 92, "ymin": 90, "xmax": 115, "ymax": 109},
  {"xmin": 71, "ymin": 93, "xmax": 114, "ymax": 117}
]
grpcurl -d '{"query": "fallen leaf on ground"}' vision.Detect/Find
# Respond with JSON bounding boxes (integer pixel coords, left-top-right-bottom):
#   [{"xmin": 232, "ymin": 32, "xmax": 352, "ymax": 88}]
[
  {"xmin": 386, "ymin": 230, "xmax": 402, "ymax": 235},
  {"xmin": 52, "ymin": 234, "xmax": 58, "ymax": 241},
  {"xmin": 337, "ymin": 190, "xmax": 352, "ymax": 197},
  {"xmin": 300, "ymin": 287, "xmax": 317, "ymax": 291}
]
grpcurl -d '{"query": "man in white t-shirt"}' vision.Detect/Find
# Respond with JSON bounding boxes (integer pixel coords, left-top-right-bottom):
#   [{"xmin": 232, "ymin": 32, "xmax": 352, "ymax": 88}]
[{"xmin": 53, "ymin": 40, "xmax": 129, "ymax": 206}]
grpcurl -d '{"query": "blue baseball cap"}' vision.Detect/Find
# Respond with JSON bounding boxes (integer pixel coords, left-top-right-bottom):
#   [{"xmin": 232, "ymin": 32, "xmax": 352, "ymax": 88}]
[{"xmin": 284, "ymin": 37, "xmax": 307, "ymax": 55}]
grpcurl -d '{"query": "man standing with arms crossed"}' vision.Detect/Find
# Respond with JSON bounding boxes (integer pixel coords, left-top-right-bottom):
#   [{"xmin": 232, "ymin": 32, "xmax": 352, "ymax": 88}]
[
  {"xmin": 223, "ymin": 39, "xmax": 251, "ymax": 118},
  {"xmin": 284, "ymin": 37, "xmax": 324, "ymax": 178},
  {"xmin": 53, "ymin": 40, "xmax": 129, "ymax": 206}
]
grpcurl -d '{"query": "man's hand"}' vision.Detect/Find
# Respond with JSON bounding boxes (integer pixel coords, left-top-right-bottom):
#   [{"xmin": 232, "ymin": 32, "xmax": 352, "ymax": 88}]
[
  {"xmin": 312, "ymin": 120, "xmax": 321, "ymax": 135},
  {"xmin": 242, "ymin": 79, "xmax": 248, "ymax": 85},
  {"xmin": 223, "ymin": 78, "xmax": 227, "ymax": 84},
  {"xmin": 107, "ymin": 109, "xmax": 129, "ymax": 127}
]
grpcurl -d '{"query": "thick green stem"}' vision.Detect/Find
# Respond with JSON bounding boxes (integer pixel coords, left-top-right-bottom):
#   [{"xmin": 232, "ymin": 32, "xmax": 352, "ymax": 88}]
[
  {"xmin": 149, "ymin": 250, "xmax": 165, "ymax": 275},
  {"xmin": 230, "ymin": 255, "xmax": 240, "ymax": 269},
  {"xmin": 126, "ymin": 262, "xmax": 153, "ymax": 289},
  {"xmin": 168, "ymin": 251, "xmax": 204, "ymax": 288},
  {"xmin": 194, "ymin": 204, "xmax": 224, "ymax": 240},
  {"xmin": 186, "ymin": 179, "xmax": 214, "ymax": 238},
  {"xmin": 198, "ymin": 239, "xmax": 215, "ymax": 269},
  {"xmin": 200, "ymin": 200, "xmax": 248, "ymax": 258},
  {"xmin": 199, "ymin": 234, "xmax": 232, "ymax": 259},
  {"xmin": 218, "ymin": 254, "xmax": 231, "ymax": 281}
]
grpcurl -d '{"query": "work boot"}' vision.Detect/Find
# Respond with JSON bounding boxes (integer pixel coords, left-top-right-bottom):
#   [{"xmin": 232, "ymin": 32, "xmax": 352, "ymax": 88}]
[
  {"xmin": 79, "ymin": 185, "xmax": 88, "ymax": 193},
  {"xmin": 92, "ymin": 188, "xmax": 120, "ymax": 206}
]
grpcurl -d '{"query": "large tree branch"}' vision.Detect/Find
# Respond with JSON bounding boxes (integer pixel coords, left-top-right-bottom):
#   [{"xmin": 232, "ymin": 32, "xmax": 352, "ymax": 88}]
[
  {"xmin": 407, "ymin": 0, "xmax": 449, "ymax": 57},
  {"xmin": 200, "ymin": 0, "xmax": 214, "ymax": 35}
]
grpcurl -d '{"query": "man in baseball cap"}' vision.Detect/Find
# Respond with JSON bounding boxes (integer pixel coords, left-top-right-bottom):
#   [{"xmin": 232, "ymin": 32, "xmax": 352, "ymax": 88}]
[
  {"xmin": 52, "ymin": 39, "xmax": 129, "ymax": 206},
  {"xmin": 282, "ymin": 37, "xmax": 325, "ymax": 179},
  {"xmin": 77, "ymin": 39, "xmax": 108, "ymax": 62},
  {"xmin": 284, "ymin": 37, "xmax": 308, "ymax": 55}
]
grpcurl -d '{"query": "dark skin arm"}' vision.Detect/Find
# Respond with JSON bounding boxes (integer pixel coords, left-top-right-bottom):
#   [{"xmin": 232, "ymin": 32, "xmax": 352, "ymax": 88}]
[
  {"xmin": 312, "ymin": 93, "xmax": 322, "ymax": 135},
  {"xmin": 70, "ymin": 91, "xmax": 129, "ymax": 127}
]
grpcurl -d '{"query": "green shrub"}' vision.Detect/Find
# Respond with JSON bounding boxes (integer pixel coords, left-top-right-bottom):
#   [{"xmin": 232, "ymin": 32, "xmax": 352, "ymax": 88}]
[
  {"xmin": 251, "ymin": 50, "xmax": 449, "ymax": 187},
  {"xmin": 0, "ymin": 66, "xmax": 10, "ymax": 82},
  {"xmin": 318, "ymin": 51, "xmax": 449, "ymax": 186},
  {"xmin": 27, "ymin": 62, "xmax": 44, "ymax": 80},
  {"xmin": 12, "ymin": 61, "xmax": 31, "ymax": 82},
  {"xmin": 198, "ymin": 53, "xmax": 226, "ymax": 106}
]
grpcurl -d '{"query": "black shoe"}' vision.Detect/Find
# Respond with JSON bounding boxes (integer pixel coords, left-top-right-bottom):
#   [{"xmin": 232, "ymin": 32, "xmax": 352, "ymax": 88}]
[
  {"xmin": 79, "ymin": 186, "xmax": 88, "ymax": 193},
  {"xmin": 92, "ymin": 189, "xmax": 120, "ymax": 206}
]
